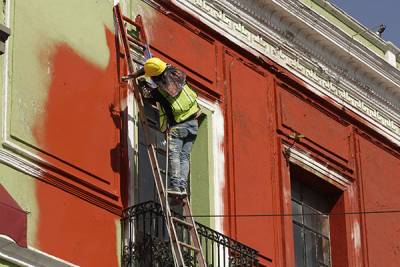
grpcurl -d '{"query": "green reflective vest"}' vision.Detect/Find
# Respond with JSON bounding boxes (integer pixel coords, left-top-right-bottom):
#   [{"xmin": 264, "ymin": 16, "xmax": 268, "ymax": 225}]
[{"xmin": 158, "ymin": 84, "xmax": 200, "ymax": 132}]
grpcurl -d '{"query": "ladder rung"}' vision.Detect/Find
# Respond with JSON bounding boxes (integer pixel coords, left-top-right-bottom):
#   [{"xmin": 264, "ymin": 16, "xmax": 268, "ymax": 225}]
[
  {"xmin": 172, "ymin": 217, "xmax": 194, "ymax": 229},
  {"xmin": 127, "ymin": 35, "xmax": 146, "ymax": 48},
  {"xmin": 128, "ymin": 42, "xmax": 143, "ymax": 51},
  {"xmin": 123, "ymin": 15, "xmax": 141, "ymax": 28},
  {"xmin": 131, "ymin": 58, "xmax": 144, "ymax": 66},
  {"xmin": 178, "ymin": 241, "xmax": 200, "ymax": 253}
]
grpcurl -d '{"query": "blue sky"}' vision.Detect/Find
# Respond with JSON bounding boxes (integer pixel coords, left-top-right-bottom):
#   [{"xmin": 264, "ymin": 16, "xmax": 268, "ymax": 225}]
[{"xmin": 329, "ymin": 0, "xmax": 400, "ymax": 48}]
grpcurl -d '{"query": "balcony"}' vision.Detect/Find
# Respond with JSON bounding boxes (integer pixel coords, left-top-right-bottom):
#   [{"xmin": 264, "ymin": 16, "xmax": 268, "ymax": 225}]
[{"xmin": 122, "ymin": 201, "xmax": 267, "ymax": 267}]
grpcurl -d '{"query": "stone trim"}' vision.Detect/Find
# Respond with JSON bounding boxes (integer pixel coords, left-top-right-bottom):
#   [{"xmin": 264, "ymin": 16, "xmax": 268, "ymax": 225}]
[
  {"xmin": 0, "ymin": 235, "xmax": 79, "ymax": 267},
  {"xmin": 285, "ymin": 146, "xmax": 351, "ymax": 188}
]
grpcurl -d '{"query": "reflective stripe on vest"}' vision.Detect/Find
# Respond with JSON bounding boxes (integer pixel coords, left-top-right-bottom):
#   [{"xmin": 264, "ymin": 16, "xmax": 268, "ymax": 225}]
[{"xmin": 158, "ymin": 84, "xmax": 199, "ymax": 130}]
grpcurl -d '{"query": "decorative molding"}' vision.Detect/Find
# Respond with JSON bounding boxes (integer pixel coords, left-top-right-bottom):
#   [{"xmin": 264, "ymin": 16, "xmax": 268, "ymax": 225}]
[
  {"xmin": 285, "ymin": 145, "xmax": 351, "ymax": 188},
  {"xmin": 267, "ymin": 0, "xmax": 400, "ymax": 104},
  {"xmin": 171, "ymin": 0, "xmax": 400, "ymax": 145},
  {"xmin": 0, "ymin": 148, "xmax": 122, "ymax": 215},
  {"xmin": 0, "ymin": 0, "xmax": 122, "ymax": 213},
  {"xmin": 0, "ymin": 235, "xmax": 79, "ymax": 267}
]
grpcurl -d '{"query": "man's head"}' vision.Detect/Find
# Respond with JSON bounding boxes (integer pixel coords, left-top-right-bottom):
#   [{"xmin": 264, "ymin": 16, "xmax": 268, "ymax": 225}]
[{"xmin": 144, "ymin": 57, "xmax": 167, "ymax": 77}]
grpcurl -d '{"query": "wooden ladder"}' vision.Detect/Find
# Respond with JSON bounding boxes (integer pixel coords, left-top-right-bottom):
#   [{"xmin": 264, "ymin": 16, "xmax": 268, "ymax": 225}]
[{"xmin": 113, "ymin": 4, "xmax": 207, "ymax": 267}]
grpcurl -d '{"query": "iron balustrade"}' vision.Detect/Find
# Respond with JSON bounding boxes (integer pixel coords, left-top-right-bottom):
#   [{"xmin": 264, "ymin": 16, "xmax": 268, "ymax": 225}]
[{"xmin": 122, "ymin": 201, "xmax": 263, "ymax": 267}]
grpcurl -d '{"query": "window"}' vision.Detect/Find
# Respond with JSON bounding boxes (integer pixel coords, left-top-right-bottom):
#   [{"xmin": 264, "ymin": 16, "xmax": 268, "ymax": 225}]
[
  {"xmin": 137, "ymin": 98, "xmax": 167, "ymax": 204},
  {"xmin": 137, "ymin": 93, "xmax": 216, "ymax": 227},
  {"xmin": 291, "ymin": 166, "xmax": 337, "ymax": 267}
]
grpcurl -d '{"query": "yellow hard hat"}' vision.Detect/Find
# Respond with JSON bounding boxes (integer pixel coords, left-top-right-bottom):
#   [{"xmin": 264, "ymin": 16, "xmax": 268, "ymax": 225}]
[{"xmin": 144, "ymin": 57, "xmax": 167, "ymax": 77}]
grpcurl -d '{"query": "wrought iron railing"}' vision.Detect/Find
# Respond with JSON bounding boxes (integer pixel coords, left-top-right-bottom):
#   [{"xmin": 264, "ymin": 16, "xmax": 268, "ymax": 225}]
[{"xmin": 122, "ymin": 201, "xmax": 263, "ymax": 267}]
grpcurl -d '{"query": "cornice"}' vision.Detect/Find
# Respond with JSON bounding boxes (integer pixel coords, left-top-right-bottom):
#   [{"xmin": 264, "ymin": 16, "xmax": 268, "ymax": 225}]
[
  {"xmin": 267, "ymin": 0, "xmax": 400, "ymax": 111},
  {"xmin": 281, "ymin": 0, "xmax": 400, "ymax": 100},
  {"xmin": 312, "ymin": 0, "xmax": 400, "ymax": 56},
  {"xmin": 170, "ymin": 0, "xmax": 400, "ymax": 144},
  {"xmin": 227, "ymin": 0, "xmax": 400, "ymax": 103}
]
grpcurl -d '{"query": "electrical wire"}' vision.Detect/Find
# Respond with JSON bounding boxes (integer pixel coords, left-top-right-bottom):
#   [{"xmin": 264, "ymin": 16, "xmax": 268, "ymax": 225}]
[{"xmin": 183, "ymin": 209, "xmax": 400, "ymax": 218}]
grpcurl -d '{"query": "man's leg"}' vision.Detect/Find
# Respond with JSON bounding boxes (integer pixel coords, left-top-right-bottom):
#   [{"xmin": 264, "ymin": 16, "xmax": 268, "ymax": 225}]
[
  {"xmin": 168, "ymin": 119, "xmax": 198, "ymax": 195},
  {"xmin": 179, "ymin": 134, "xmax": 197, "ymax": 193},
  {"xmin": 168, "ymin": 131, "xmax": 183, "ymax": 192}
]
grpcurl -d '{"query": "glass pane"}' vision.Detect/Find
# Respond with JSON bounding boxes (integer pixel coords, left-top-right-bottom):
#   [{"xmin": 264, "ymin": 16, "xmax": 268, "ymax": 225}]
[
  {"xmin": 304, "ymin": 206, "xmax": 319, "ymax": 232},
  {"xmin": 317, "ymin": 236, "xmax": 331, "ymax": 266},
  {"xmin": 290, "ymin": 175, "xmax": 333, "ymax": 267},
  {"xmin": 304, "ymin": 206, "xmax": 329, "ymax": 236},
  {"xmin": 291, "ymin": 178, "xmax": 302, "ymax": 201},
  {"xmin": 320, "ymin": 215, "xmax": 330, "ymax": 237},
  {"xmin": 305, "ymin": 230, "xmax": 317, "ymax": 267},
  {"xmin": 293, "ymin": 224, "xmax": 305, "ymax": 267},
  {"xmin": 292, "ymin": 200, "xmax": 303, "ymax": 223},
  {"xmin": 317, "ymin": 235, "xmax": 324, "ymax": 264}
]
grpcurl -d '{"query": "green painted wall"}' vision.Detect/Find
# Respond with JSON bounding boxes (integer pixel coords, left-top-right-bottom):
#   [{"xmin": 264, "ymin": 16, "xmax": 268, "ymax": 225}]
[
  {"xmin": 191, "ymin": 108, "xmax": 214, "ymax": 227},
  {"xmin": 7, "ymin": 0, "xmax": 114, "ymax": 148},
  {"xmin": 300, "ymin": 0, "xmax": 385, "ymax": 57},
  {"xmin": 1, "ymin": 0, "xmax": 122, "ymax": 262},
  {"xmin": 0, "ymin": 0, "xmax": 39, "ymax": 254},
  {"xmin": 0, "ymin": 259, "xmax": 19, "ymax": 267},
  {"xmin": 1, "ymin": 0, "xmax": 121, "ymax": 247},
  {"xmin": 0, "ymin": 0, "xmax": 6, "ymax": 138}
]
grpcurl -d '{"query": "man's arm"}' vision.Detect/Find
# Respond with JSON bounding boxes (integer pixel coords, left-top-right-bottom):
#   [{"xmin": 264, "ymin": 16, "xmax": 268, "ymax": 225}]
[{"xmin": 122, "ymin": 67, "xmax": 145, "ymax": 81}]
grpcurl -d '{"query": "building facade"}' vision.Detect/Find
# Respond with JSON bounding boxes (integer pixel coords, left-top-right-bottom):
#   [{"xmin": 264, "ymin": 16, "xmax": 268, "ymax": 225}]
[{"xmin": 0, "ymin": 0, "xmax": 399, "ymax": 266}]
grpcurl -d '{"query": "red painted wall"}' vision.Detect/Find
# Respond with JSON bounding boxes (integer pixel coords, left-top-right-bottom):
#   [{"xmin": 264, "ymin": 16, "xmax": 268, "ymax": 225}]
[
  {"xmin": 34, "ymin": 29, "xmax": 121, "ymax": 196},
  {"xmin": 33, "ymin": 28, "xmax": 120, "ymax": 266},
  {"xmin": 358, "ymin": 135, "xmax": 400, "ymax": 266},
  {"xmin": 138, "ymin": 5, "xmax": 400, "ymax": 267},
  {"xmin": 224, "ymin": 51, "xmax": 276, "ymax": 261},
  {"xmin": 35, "ymin": 180, "xmax": 119, "ymax": 266}
]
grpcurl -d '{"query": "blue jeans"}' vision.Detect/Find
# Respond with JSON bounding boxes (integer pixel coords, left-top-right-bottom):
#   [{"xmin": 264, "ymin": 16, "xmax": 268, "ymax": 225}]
[{"xmin": 168, "ymin": 119, "xmax": 198, "ymax": 190}]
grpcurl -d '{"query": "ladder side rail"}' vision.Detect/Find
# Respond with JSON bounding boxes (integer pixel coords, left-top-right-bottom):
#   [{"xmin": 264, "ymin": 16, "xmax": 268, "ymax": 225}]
[
  {"xmin": 114, "ymin": 4, "xmax": 165, "ymax": 211},
  {"xmin": 132, "ymin": 16, "xmax": 206, "ymax": 266},
  {"xmin": 134, "ymin": 15, "xmax": 152, "ymax": 59},
  {"xmin": 129, "ymin": 11, "xmax": 188, "ymax": 267},
  {"xmin": 183, "ymin": 199, "xmax": 207, "ymax": 267},
  {"xmin": 114, "ymin": 5, "xmax": 185, "ymax": 266}
]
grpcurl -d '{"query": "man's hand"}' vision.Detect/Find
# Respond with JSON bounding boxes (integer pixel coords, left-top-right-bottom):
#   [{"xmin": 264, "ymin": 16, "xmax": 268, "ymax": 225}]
[{"xmin": 121, "ymin": 68, "xmax": 145, "ymax": 81}]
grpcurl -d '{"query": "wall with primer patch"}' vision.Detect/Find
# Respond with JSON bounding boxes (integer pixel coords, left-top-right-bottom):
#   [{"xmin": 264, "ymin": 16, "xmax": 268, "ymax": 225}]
[{"xmin": 0, "ymin": 0, "xmax": 125, "ymax": 266}]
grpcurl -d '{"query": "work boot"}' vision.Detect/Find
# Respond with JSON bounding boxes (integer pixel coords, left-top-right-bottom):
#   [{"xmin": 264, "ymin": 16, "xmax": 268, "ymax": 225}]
[
  {"xmin": 180, "ymin": 187, "xmax": 188, "ymax": 198},
  {"xmin": 167, "ymin": 187, "xmax": 183, "ymax": 196}
]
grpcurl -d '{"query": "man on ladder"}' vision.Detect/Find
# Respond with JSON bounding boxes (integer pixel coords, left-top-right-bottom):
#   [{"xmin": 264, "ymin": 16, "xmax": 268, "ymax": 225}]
[{"xmin": 128, "ymin": 57, "xmax": 201, "ymax": 198}]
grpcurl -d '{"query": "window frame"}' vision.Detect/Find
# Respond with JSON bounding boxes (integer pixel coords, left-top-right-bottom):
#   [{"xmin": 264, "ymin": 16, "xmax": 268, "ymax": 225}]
[
  {"xmin": 134, "ymin": 94, "xmax": 224, "ymax": 231},
  {"xmin": 280, "ymin": 145, "xmax": 358, "ymax": 267},
  {"xmin": 291, "ymin": 172, "xmax": 334, "ymax": 267}
]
